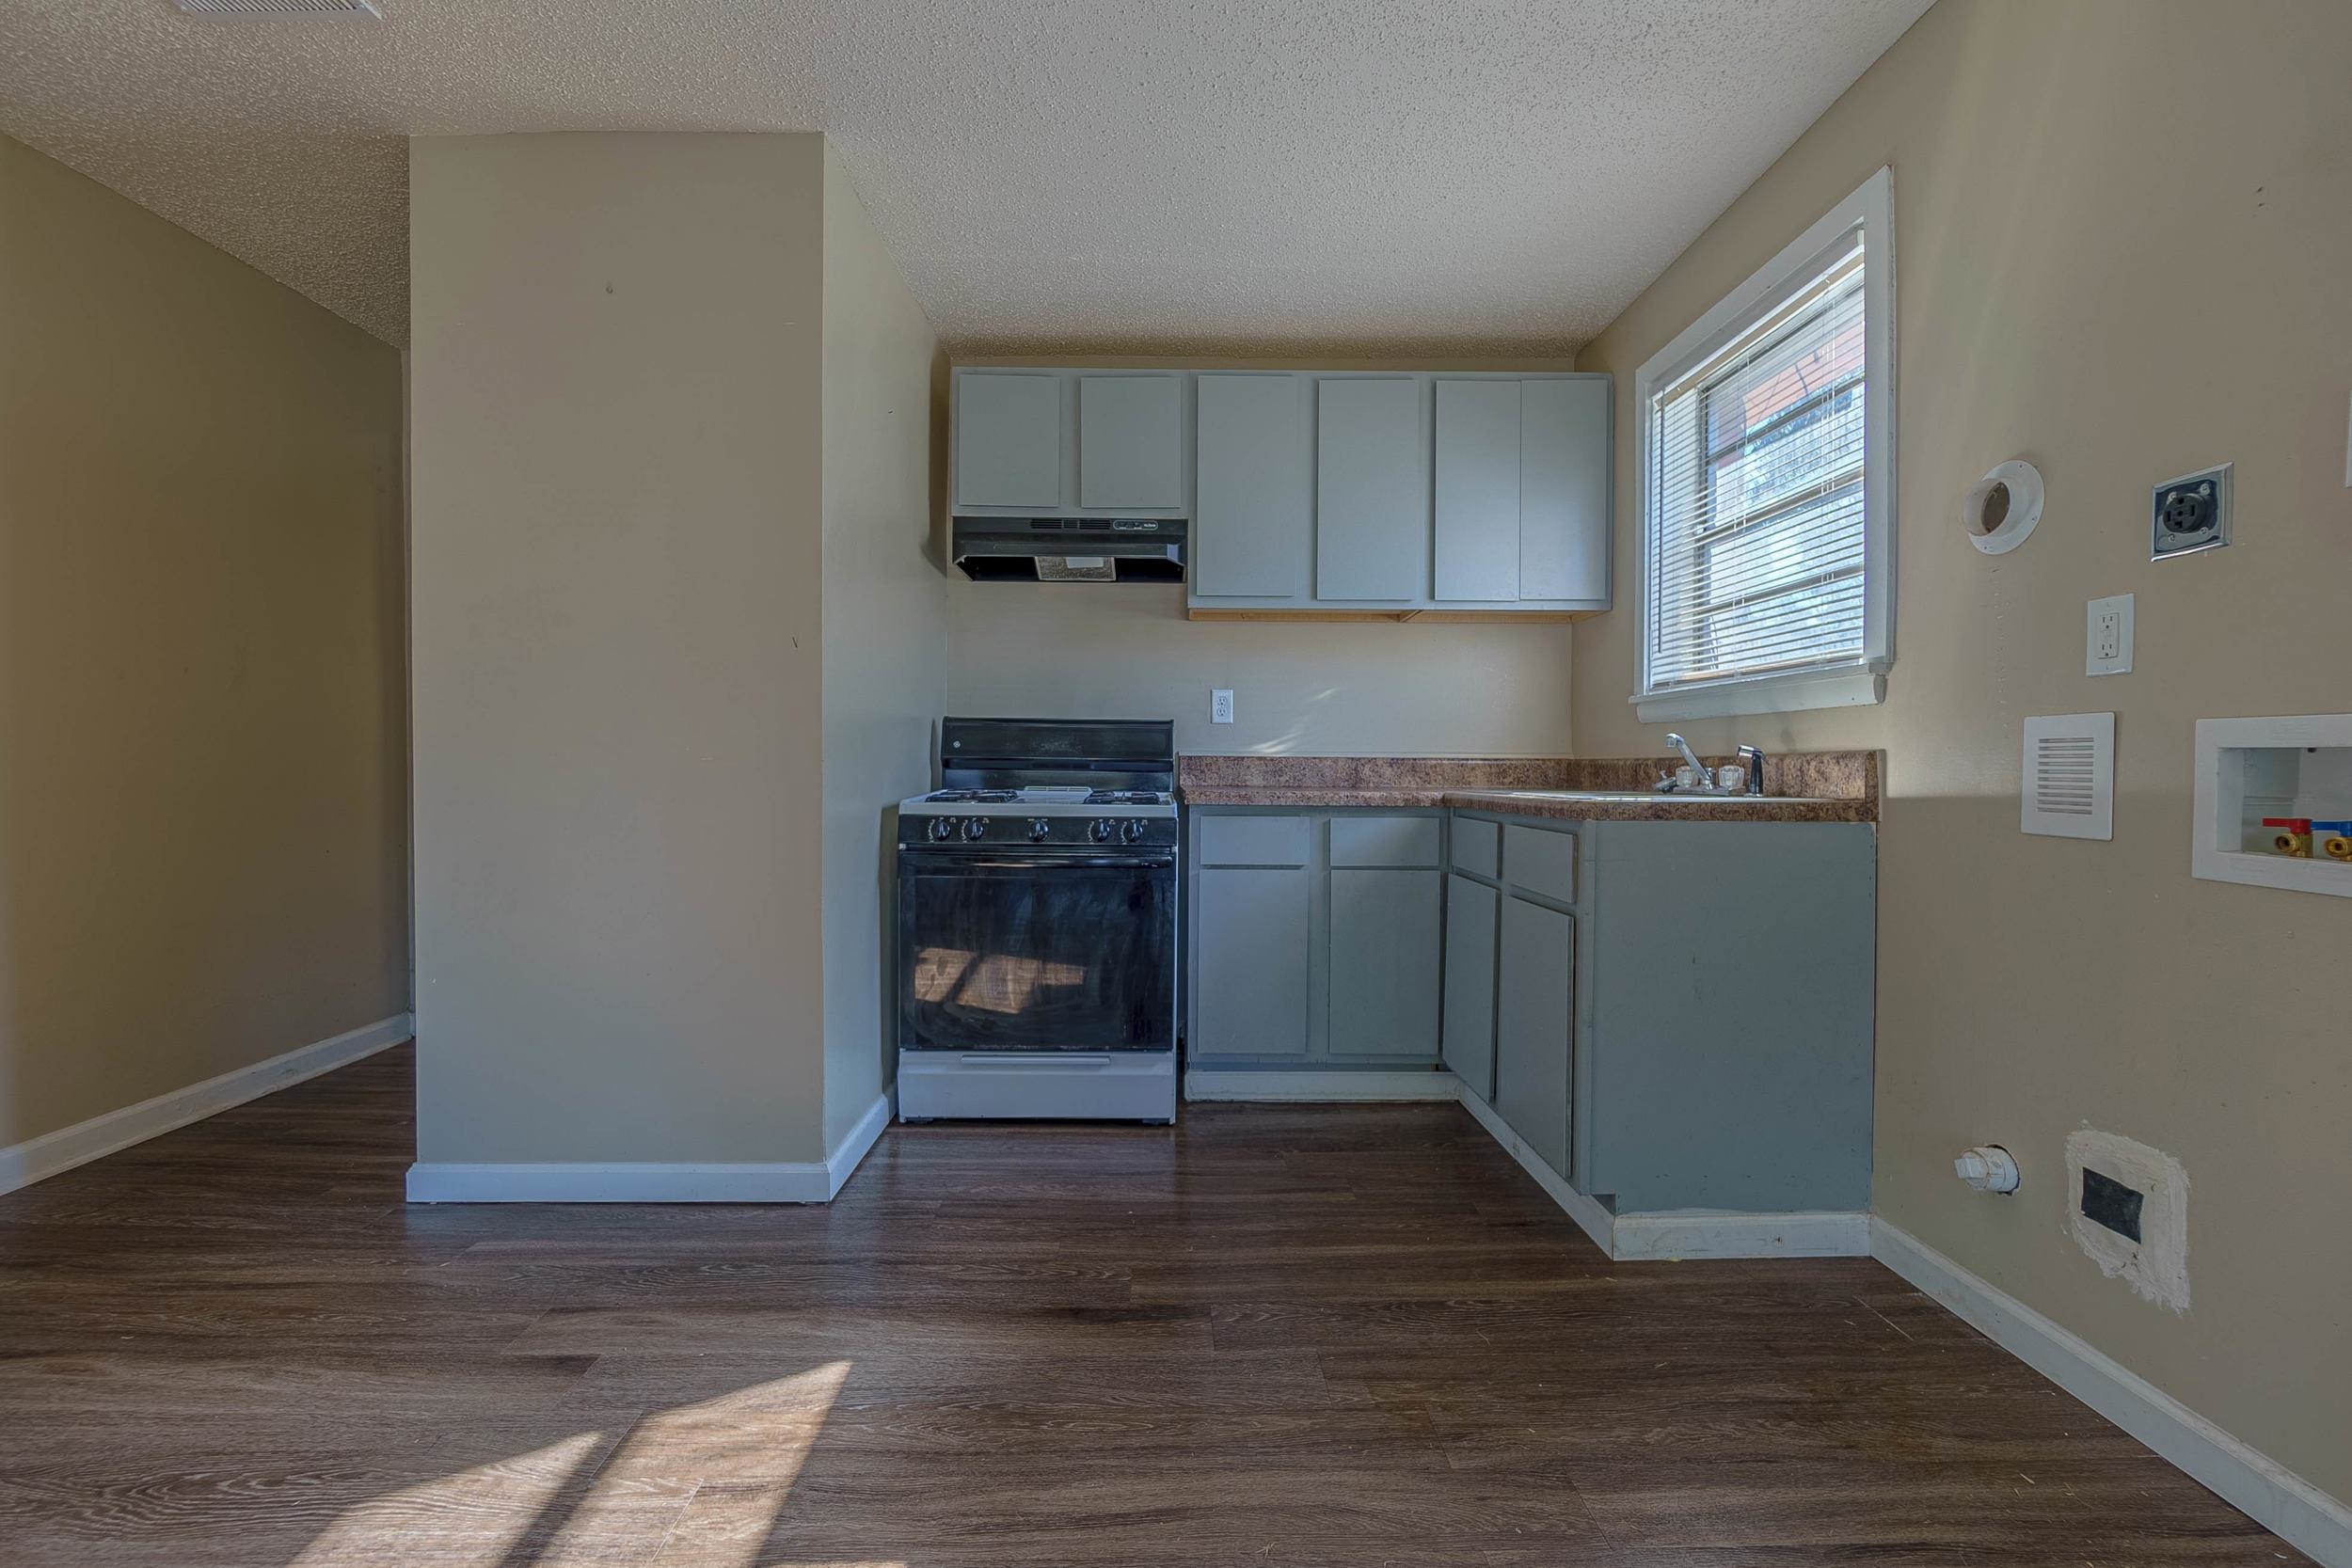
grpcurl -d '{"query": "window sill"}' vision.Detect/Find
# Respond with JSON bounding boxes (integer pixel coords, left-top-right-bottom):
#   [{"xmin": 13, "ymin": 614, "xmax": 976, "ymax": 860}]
[{"xmin": 1633, "ymin": 667, "xmax": 1885, "ymax": 723}]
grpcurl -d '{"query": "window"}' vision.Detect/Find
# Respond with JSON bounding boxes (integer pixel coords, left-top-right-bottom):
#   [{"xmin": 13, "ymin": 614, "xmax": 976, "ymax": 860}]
[{"xmin": 1634, "ymin": 168, "xmax": 1895, "ymax": 721}]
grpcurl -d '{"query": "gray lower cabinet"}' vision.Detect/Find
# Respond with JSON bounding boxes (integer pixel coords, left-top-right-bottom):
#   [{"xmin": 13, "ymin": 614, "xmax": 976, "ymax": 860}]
[
  {"xmin": 1439, "ymin": 873, "xmax": 1498, "ymax": 1099},
  {"xmin": 1327, "ymin": 868, "xmax": 1442, "ymax": 1056},
  {"xmin": 1494, "ymin": 894, "xmax": 1574, "ymax": 1180},
  {"xmin": 1192, "ymin": 865, "xmax": 1311, "ymax": 1057}
]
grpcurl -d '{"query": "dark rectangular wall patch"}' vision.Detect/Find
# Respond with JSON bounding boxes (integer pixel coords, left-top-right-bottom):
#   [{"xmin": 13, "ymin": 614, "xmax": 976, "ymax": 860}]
[{"xmin": 2080, "ymin": 1167, "xmax": 2144, "ymax": 1242}]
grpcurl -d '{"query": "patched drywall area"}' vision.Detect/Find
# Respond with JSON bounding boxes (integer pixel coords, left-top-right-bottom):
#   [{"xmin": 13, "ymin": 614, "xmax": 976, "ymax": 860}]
[{"xmin": 2067, "ymin": 1129, "xmax": 2191, "ymax": 1314}]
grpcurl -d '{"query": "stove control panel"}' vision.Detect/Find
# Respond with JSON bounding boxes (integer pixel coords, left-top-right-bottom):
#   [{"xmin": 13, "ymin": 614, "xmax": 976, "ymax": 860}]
[{"xmin": 907, "ymin": 814, "xmax": 1177, "ymax": 850}]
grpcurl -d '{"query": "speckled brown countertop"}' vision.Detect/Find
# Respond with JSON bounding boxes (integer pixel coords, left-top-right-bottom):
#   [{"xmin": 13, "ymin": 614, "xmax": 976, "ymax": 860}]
[{"xmin": 1177, "ymin": 752, "xmax": 1879, "ymax": 823}]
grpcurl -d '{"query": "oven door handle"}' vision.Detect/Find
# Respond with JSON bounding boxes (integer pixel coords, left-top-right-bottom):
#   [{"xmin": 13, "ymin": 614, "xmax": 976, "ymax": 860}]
[
  {"xmin": 951, "ymin": 1053, "xmax": 1117, "ymax": 1068},
  {"xmin": 903, "ymin": 852, "xmax": 1174, "ymax": 871}
]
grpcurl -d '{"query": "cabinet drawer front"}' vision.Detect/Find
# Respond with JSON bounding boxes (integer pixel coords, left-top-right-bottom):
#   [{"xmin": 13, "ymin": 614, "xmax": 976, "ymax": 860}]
[
  {"xmin": 1504, "ymin": 824, "xmax": 1578, "ymax": 903},
  {"xmin": 1451, "ymin": 817, "xmax": 1500, "ymax": 879},
  {"xmin": 1196, "ymin": 815, "xmax": 1312, "ymax": 867},
  {"xmin": 1328, "ymin": 815, "xmax": 1441, "ymax": 867}
]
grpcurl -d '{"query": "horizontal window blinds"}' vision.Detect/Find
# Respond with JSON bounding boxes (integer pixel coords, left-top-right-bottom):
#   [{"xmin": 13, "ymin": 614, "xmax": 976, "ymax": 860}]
[{"xmin": 1646, "ymin": 230, "xmax": 1867, "ymax": 692}]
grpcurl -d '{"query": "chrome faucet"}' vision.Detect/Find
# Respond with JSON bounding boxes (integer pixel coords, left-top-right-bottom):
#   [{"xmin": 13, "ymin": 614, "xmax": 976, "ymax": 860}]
[
  {"xmin": 1664, "ymin": 733, "xmax": 1709, "ymax": 787},
  {"xmin": 1656, "ymin": 735, "xmax": 1770, "ymax": 796}
]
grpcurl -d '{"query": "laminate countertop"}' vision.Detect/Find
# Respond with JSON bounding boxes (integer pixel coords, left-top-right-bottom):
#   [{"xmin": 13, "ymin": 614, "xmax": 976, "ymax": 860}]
[{"xmin": 1176, "ymin": 752, "xmax": 1879, "ymax": 824}]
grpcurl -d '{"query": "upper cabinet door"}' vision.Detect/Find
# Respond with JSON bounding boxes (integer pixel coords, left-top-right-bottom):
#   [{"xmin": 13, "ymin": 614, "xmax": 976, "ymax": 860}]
[
  {"xmin": 1519, "ymin": 377, "xmax": 1610, "ymax": 602},
  {"xmin": 955, "ymin": 372, "xmax": 1064, "ymax": 509},
  {"xmin": 1194, "ymin": 374, "xmax": 1311, "ymax": 599},
  {"xmin": 1314, "ymin": 377, "xmax": 1426, "ymax": 602},
  {"xmin": 1077, "ymin": 374, "xmax": 1184, "ymax": 511},
  {"xmin": 1434, "ymin": 380, "xmax": 1522, "ymax": 602}
]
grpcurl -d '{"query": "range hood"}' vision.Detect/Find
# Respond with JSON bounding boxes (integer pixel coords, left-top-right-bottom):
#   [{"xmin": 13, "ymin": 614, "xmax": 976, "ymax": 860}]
[{"xmin": 952, "ymin": 516, "xmax": 1186, "ymax": 583}]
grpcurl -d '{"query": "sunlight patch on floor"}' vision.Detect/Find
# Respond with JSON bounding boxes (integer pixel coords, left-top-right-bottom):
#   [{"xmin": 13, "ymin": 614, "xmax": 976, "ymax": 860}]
[{"xmin": 289, "ymin": 1361, "xmax": 856, "ymax": 1567}]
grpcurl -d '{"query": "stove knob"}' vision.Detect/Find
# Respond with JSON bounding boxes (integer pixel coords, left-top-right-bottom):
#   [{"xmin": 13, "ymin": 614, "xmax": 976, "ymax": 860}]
[
  {"xmin": 961, "ymin": 816, "xmax": 988, "ymax": 841},
  {"xmin": 1120, "ymin": 817, "xmax": 1147, "ymax": 845},
  {"xmin": 926, "ymin": 816, "xmax": 953, "ymax": 843},
  {"xmin": 1028, "ymin": 818, "xmax": 1052, "ymax": 843},
  {"xmin": 1089, "ymin": 817, "xmax": 1116, "ymax": 844}
]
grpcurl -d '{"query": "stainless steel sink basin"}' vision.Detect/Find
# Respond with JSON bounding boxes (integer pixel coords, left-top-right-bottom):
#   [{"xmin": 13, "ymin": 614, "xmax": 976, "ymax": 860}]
[{"xmin": 1487, "ymin": 789, "xmax": 1824, "ymax": 804}]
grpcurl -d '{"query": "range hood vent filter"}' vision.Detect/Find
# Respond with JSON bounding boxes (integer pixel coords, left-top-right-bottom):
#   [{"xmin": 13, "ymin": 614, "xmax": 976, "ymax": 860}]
[{"xmin": 952, "ymin": 516, "xmax": 1185, "ymax": 584}]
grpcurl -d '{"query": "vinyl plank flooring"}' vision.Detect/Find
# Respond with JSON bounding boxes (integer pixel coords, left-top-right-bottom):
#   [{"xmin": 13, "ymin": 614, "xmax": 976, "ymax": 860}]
[{"xmin": 0, "ymin": 1045, "xmax": 2312, "ymax": 1567}]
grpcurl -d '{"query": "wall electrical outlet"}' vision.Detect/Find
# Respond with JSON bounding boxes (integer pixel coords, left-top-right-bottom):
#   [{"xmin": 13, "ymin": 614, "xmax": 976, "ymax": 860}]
[
  {"xmin": 2087, "ymin": 594, "xmax": 2134, "ymax": 675},
  {"xmin": 1210, "ymin": 689, "xmax": 1235, "ymax": 724}
]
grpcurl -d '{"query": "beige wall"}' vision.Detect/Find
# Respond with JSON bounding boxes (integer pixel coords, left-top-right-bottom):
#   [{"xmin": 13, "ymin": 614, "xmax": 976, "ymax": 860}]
[
  {"xmin": 408, "ymin": 134, "xmax": 831, "ymax": 1164},
  {"xmin": 946, "ymin": 356, "xmax": 1577, "ymax": 756},
  {"xmin": 1573, "ymin": 0, "xmax": 2352, "ymax": 1503},
  {"xmin": 946, "ymin": 586, "xmax": 1574, "ymax": 756},
  {"xmin": 0, "ymin": 135, "xmax": 408, "ymax": 1155},
  {"xmin": 818, "ymin": 144, "xmax": 946, "ymax": 1149}
]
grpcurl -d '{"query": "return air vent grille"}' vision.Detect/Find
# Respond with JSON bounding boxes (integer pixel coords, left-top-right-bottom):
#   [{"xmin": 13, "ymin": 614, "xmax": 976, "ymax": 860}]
[
  {"xmin": 174, "ymin": 0, "xmax": 381, "ymax": 15},
  {"xmin": 2023, "ymin": 712, "xmax": 2116, "ymax": 840}
]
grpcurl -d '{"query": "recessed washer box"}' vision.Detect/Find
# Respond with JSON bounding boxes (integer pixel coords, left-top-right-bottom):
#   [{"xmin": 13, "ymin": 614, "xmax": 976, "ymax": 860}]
[{"xmin": 2191, "ymin": 715, "xmax": 2352, "ymax": 897}]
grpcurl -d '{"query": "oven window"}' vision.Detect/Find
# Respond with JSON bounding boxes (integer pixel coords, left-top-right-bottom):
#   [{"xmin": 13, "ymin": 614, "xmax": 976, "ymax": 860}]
[{"xmin": 900, "ymin": 863, "xmax": 1173, "ymax": 1052}]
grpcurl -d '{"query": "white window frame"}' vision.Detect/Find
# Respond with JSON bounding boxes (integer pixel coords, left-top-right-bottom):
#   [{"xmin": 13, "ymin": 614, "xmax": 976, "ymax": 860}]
[{"xmin": 1632, "ymin": 166, "xmax": 1897, "ymax": 723}]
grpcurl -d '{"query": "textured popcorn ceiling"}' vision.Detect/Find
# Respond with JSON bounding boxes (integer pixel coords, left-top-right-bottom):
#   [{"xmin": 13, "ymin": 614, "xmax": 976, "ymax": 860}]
[{"xmin": 0, "ymin": 0, "xmax": 1931, "ymax": 350}]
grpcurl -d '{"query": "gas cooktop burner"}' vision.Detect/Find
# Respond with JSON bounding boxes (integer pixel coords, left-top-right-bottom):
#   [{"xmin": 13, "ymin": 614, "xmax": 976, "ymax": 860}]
[
  {"xmin": 924, "ymin": 788, "xmax": 1018, "ymax": 803},
  {"xmin": 1086, "ymin": 789, "xmax": 1170, "ymax": 805}
]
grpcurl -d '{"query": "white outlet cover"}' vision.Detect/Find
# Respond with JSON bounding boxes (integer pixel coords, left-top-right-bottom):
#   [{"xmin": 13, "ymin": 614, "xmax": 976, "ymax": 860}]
[
  {"xmin": 1210, "ymin": 689, "xmax": 1234, "ymax": 724},
  {"xmin": 2087, "ymin": 593, "xmax": 2134, "ymax": 675}
]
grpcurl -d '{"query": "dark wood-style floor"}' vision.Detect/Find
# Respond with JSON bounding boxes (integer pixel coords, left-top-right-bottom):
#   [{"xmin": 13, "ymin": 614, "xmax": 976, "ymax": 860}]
[{"xmin": 0, "ymin": 1044, "xmax": 2305, "ymax": 1566}]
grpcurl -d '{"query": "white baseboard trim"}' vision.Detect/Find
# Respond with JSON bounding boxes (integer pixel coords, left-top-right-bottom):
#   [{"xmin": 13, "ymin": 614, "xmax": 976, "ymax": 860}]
[
  {"xmin": 1613, "ymin": 1208, "xmax": 1868, "ymax": 1260},
  {"xmin": 405, "ymin": 1090, "xmax": 896, "ymax": 1205},
  {"xmin": 1871, "ymin": 1216, "xmax": 2352, "ymax": 1568},
  {"xmin": 824, "ymin": 1092, "xmax": 892, "ymax": 1197},
  {"xmin": 1184, "ymin": 1069, "xmax": 1463, "ymax": 1102},
  {"xmin": 0, "ymin": 1013, "xmax": 414, "ymax": 1197},
  {"xmin": 1455, "ymin": 1086, "xmax": 1617, "ymax": 1256},
  {"xmin": 1192, "ymin": 1070, "xmax": 1855, "ymax": 1262}
]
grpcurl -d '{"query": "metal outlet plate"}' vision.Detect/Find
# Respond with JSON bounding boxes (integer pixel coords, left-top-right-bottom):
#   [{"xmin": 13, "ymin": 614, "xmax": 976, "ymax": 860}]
[{"xmin": 2152, "ymin": 462, "xmax": 2232, "ymax": 560}]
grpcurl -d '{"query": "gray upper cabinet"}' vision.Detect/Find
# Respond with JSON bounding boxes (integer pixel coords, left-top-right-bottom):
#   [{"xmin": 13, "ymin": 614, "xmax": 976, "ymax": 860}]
[
  {"xmin": 953, "ymin": 363, "xmax": 1608, "ymax": 613},
  {"xmin": 1314, "ymin": 377, "xmax": 1426, "ymax": 602},
  {"xmin": 1434, "ymin": 380, "xmax": 1522, "ymax": 602},
  {"xmin": 1441, "ymin": 873, "xmax": 1499, "ymax": 1100},
  {"xmin": 1193, "ymin": 374, "xmax": 1311, "ymax": 599},
  {"xmin": 1078, "ymin": 374, "xmax": 1184, "ymax": 510},
  {"xmin": 954, "ymin": 372, "xmax": 1063, "ymax": 509},
  {"xmin": 1495, "ymin": 894, "xmax": 1574, "ymax": 1179},
  {"xmin": 1518, "ymin": 377, "xmax": 1610, "ymax": 602}
]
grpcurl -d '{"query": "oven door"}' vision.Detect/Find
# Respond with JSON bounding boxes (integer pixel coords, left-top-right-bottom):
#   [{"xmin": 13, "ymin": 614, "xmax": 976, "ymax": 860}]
[{"xmin": 898, "ymin": 847, "xmax": 1176, "ymax": 1053}]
